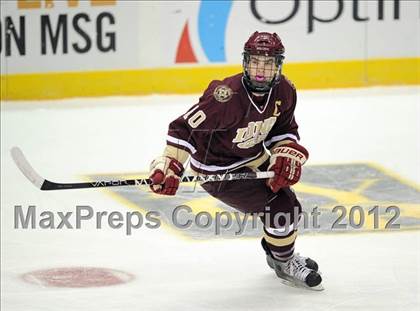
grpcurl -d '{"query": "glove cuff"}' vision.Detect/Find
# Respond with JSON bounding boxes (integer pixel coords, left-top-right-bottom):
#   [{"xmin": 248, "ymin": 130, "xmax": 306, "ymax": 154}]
[
  {"xmin": 150, "ymin": 156, "xmax": 184, "ymax": 177},
  {"xmin": 167, "ymin": 157, "xmax": 185, "ymax": 176},
  {"xmin": 272, "ymin": 142, "xmax": 309, "ymax": 165}
]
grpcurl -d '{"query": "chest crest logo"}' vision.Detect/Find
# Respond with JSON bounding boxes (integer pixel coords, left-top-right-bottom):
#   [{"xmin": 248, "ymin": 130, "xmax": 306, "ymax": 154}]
[
  {"xmin": 232, "ymin": 117, "xmax": 277, "ymax": 149},
  {"xmin": 213, "ymin": 85, "xmax": 233, "ymax": 103},
  {"xmin": 273, "ymin": 100, "xmax": 282, "ymax": 117}
]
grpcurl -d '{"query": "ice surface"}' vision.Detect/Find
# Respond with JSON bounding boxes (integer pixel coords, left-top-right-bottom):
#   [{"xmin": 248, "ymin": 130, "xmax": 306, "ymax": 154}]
[{"xmin": 1, "ymin": 86, "xmax": 419, "ymax": 310}]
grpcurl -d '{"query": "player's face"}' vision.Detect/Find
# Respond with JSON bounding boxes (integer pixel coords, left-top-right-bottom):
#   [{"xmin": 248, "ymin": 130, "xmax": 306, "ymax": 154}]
[{"xmin": 246, "ymin": 55, "xmax": 277, "ymax": 85}]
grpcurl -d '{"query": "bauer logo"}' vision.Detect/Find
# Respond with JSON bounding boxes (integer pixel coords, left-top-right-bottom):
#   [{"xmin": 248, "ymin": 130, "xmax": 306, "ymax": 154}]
[{"xmin": 175, "ymin": 0, "xmax": 233, "ymax": 63}]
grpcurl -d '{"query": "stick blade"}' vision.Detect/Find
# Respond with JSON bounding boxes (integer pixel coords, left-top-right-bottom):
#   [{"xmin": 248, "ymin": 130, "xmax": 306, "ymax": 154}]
[{"xmin": 10, "ymin": 147, "xmax": 45, "ymax": 189}]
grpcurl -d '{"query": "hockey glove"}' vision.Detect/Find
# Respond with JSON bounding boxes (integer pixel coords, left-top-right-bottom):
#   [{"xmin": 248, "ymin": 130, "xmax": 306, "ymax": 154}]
[
  {"xmin": 149, "ymin": 156, "xmax": 184, "ymax": 196},
  {"xmin": 267, "ymin": 142, "xmax": 309, "ymax": 192}
]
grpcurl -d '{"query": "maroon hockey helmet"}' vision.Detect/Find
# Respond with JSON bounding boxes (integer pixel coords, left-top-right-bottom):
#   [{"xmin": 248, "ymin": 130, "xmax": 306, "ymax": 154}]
[{"xmin": 243, "ymin": 31, "xmax": 285, "ymax": 92}]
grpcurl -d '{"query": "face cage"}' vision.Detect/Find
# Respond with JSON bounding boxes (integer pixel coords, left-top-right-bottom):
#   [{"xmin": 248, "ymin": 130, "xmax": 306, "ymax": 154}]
[{"xmin": 242, "ymin": 52, "xmax": 284, "ymax": 92}]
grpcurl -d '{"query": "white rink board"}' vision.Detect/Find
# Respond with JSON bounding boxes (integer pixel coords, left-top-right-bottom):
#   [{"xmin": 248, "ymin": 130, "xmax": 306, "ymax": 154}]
[
  {"xmin": 0, "ymin": 1, "xmax": 139, "ymax": 74},
  {"xmin": 1, "ymin": 0, "xmax": 419, "ymax": 74}
]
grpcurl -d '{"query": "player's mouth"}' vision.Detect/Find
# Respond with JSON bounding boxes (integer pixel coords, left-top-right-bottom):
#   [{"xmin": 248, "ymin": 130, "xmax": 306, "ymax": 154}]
[{"xmin": 255, "ymin": 75, "xmax": 265, "ymax": 82}]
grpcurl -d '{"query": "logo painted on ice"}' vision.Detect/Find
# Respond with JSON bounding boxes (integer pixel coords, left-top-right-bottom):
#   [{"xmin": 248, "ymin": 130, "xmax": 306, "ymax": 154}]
[{"xmin": 175, "ymin": 0, "xmax": 233, "ymax": 63}]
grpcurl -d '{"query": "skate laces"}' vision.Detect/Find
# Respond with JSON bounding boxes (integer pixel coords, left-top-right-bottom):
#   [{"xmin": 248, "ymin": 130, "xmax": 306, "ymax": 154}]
[
  {"xmin": 293, "ymin": 253, "xmax": 309, "ymax": 265},
  {"xmin": 283, "ymin": 253, "xmax": 311, "ymax": 281}
]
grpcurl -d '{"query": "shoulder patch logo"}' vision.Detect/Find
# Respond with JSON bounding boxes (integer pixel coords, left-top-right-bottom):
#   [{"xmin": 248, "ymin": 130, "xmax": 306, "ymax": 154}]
[{"xmin": 213, "ymin": 85, "xmax": 233, "ymax": 103}]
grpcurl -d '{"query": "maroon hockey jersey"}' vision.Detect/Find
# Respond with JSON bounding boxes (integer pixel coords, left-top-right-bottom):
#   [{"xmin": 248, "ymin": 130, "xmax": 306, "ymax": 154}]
[{"xmin": 167, "ymin": 73, "xmax": 300, "ymax": 174}]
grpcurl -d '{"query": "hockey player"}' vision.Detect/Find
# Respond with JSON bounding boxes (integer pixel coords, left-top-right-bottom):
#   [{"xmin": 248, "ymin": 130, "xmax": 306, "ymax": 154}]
[{"xmin": 149, "ymin": 31, "xmax": 323, "ymax": 290}]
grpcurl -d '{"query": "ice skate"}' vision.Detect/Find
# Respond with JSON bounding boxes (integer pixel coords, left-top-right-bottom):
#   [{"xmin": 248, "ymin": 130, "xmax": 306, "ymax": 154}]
[
  {"xmin": 268, "ymin": 253, "xmax": 324, "ymax": 291},
  {"xmin": 262, "ymin": 239, "xmax": 323, "ymax": 291}
]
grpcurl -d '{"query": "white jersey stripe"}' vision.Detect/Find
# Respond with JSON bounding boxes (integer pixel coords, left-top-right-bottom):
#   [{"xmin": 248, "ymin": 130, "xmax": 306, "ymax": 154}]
[
  {"xmin": 166, "ymin": 135, "xmax": 197, "ymax": 154},
  {"xmin": 264, "ymin": 133, "xmax": 298, "ymax": 148},
  {"xmin": 272, "ymin": 246, "xmax": 295, "ymax": 257}
]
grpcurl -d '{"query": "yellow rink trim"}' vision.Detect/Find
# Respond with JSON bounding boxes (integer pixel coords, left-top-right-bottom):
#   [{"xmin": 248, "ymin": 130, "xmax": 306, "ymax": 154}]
[{"xmin": 1, "ymin": 57, "xmax": 419, "ymax": 101}]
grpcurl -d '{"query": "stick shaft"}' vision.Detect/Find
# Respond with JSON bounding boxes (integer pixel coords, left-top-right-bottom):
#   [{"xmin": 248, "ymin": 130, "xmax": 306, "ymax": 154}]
[
  {"xmin": 41, "ymin": 171, "xmax": 274, "ymax": 191},
  {"xmin": 11, "ymin": 147, "xmax": 274, "ymax": 191}
]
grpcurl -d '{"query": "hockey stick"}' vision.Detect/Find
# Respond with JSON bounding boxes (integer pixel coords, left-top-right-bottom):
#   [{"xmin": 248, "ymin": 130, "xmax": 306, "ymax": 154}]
[{"xmin": 10, "ymin": 147, "xmax": 275, "ymax": 191}]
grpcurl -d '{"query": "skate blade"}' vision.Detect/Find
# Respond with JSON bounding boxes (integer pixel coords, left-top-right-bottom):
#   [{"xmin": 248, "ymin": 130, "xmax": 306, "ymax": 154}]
[
  {"xmin": 279, "ymin": 278, "xmax": 325, "ymax": 291},
  {"xmin": 275, "ymin": 270, "xmax": 325, "ymax": 291}
]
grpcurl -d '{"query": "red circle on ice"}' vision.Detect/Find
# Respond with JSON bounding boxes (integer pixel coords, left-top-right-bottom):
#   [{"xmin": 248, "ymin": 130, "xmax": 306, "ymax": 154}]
[{"xmin": 22, "ymin": 267, "xmax": 134, "ymax": 288}]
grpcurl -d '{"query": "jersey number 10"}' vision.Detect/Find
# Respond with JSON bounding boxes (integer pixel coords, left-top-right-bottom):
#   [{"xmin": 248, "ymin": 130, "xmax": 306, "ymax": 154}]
[{"xmin": 183, "ymin": 105, "xmax": 207, "ymax": 128}]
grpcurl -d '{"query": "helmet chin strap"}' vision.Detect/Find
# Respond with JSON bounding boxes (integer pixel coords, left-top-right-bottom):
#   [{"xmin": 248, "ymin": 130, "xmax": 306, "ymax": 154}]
[{"xmin": 271, "ymin": 63, "xmax": 282, "ymax": 85}]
